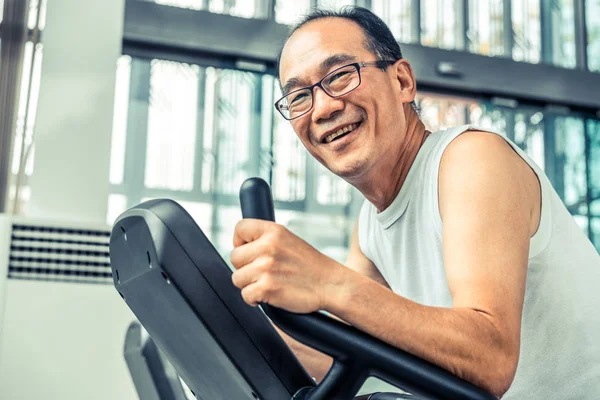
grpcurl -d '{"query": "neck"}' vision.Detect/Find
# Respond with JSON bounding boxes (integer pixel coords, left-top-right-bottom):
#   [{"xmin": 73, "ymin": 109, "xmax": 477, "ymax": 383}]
[{"xmin": 353, "ymin": 105, "xmax": 429, "ymax": 212}]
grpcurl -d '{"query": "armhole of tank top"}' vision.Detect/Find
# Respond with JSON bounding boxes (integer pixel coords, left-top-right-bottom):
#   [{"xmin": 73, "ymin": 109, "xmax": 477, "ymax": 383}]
[
  {"xmin": 521, "ymin": 160, "xmax": 553, "ymax": 258},
  {"xmin": 430, "ymin": 127, "xmax": 468, "ymax": 238},
  {"xmin": 480, "ymin": 130, "xmax": 553, "ymax": 258},
  {"xmin": 430, "ymin": 125, "xmax": 552, "ymax": 259},
  {"xmin": 357, "ymin": 200, "xmax": 371, "ymax": 260}
]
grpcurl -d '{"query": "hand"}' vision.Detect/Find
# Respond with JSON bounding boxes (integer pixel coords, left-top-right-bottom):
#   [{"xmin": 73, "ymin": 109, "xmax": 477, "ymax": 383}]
[{"xmin": 230, "ymin": 218, "xmax": 343, "ymax": 314}]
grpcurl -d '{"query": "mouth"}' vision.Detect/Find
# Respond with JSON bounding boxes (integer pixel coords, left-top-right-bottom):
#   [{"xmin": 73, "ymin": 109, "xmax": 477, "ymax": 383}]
[{"xmin": 321, "ymin": 121, "xmax": 362, "ymax": 144}]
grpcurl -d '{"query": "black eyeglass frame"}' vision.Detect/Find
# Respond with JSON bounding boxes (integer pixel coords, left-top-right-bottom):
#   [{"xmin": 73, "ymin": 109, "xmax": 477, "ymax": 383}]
[{"xmin": 275, "ymin": 60, "xmax": 397, "ymax": 121}]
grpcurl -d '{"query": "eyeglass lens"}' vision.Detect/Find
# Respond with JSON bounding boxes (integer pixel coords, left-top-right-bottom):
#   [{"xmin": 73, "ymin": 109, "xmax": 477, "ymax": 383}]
[{"xmin": 279, "ymin": 64, "xmax": 360, "ymax": 119}]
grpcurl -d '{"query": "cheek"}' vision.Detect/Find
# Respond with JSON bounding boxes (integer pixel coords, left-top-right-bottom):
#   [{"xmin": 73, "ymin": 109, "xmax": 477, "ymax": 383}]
[
  {"xmin": 373, "ymin": 92, "xmax": 402, "ymax": 125},
  {"xmin": 292, "ymin": 120, "xmax": 313, "ymax": 147}
]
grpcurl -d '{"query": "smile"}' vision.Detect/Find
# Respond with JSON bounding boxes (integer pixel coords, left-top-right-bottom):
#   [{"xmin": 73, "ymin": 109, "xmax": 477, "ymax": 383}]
[{"xmin": 323, "ymin": 122, "xmax": 361, "ymax": 143}]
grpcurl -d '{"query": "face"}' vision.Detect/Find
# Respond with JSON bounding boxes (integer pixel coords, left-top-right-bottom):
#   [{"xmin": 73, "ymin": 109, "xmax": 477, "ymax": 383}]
[{"xmin": 278, "ymin": 18, "xmax": 417, "ymax": 180}]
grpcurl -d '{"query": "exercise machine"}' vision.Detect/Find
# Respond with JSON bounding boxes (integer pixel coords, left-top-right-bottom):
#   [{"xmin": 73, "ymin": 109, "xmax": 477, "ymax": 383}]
[
  {"xmin": 124, "ymin": 321, "xmax": 189, "ymax": 400},
  {"xmin": 122, "ymin": 321, "xmax": 409, "ymax": 400},
  {"xmin": 109, "ymin": 178, "xmax": 495, "ymax": 400}
]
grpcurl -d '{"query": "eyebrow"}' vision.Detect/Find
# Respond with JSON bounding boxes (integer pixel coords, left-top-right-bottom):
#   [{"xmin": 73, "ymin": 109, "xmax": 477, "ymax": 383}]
[{"xmin": 281, "ymin": 53, "xmax": 358, "ymax": 95}]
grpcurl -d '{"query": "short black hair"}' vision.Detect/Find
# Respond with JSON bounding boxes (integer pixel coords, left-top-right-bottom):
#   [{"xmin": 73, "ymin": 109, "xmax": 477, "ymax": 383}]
[
  {"xmin": 277, "ymin": 6, "xmax": 418, "ymax": 112},
  {"xmin": 276, "ymin": 6, "xmax": 403, "ymax": 79}
]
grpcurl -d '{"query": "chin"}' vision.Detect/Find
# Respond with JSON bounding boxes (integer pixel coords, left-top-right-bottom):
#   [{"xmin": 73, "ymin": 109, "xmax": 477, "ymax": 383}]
[{"xmin": 326, "ymin": 158, "xmax": 369, "ymax": 180}]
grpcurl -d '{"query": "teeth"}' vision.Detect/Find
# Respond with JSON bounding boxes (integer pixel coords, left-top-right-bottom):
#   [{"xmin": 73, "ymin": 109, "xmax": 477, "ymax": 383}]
[{"xmin": 325, "ymin": 123, "xmax": 358, "ymax": 143}]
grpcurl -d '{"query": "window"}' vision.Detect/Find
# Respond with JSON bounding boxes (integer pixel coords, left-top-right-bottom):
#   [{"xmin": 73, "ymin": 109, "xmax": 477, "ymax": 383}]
[
  {"xmin": 513, "ymin": 109, "xmax": 545, "ymax": 168},
  {"xmin": 7, "ymin": 0, "xmax": 45, "ymax": 214},
  {"xmin": 549, "ymin": 116, "xmax": 588, "ymax": 231},
  {"xmin": 274, "ymin": 0, "xmax": 312, "ymax": 25},
  {"xmin": 421, "ymin": 0, "xmax": 461, "ymax": 50},
  {"xmin": 272, "ymin": 83, "xmax": 307, "ymax": 202},
  {"xmin": 154, "ymin": 0, "xmax": 271, "ymax": 19},
  {"xmin": 587, "ymin": 118, "xmax": 600, "ymax": 251},
  {"xmin": 468, "ymin": 102, "xmax": 511, "ymax": 134},
  {"xmin": 468, "ymin": 0, "xmax": 505, "ymax": 57},
  {"xmin": 154, "ymin": 0, "xmax": 206, "ymax": 11},
  {"xmin": 108, "ymin": 57, "xmax": 356, "ymax": 258},
  {"xmin": 213, "ymin": 68, "xmax": 271, "ymax": 195},
  {"xmin": 417, "ymin": 92, "xmax": 473, "ymax": 132},
  {"xmin": 27, "ymin": 0, "xmax": 46, "ymax": 29},
  {"xmin": 145, "ymin": 60, "xmax": 200, "ymax": 191},
  {"xmin": 110, "ymin": 55, "xmax": 131, "ymax": 186},
  {"xmin": 417, "ymin": 94, "xmax": 546, "ymax": 171},
  {"xmin": 546, "ymin": 0, "xmax": 576, "ymax": 68},
  {"xmin": 318, "ymin": 0, "xmax": 356, "ymax": 9},
  {"xmin": 587, "ymin": 0, "xmax": 600, "ymax": 72},
  {"xmin": 512, "ymin": 0, "xmax": 542, "ymax": 63},
  {"xmin": 314, "ymin": 161, "xmax": 352, "ymax": 206},
  {"xmin": 274, "ymin": 0, "xmax": 356, "ymax": 26},
  {"xmin": 208, "ymin": 0, "xmax": 270, "ymax": 18},
  {"xmin": 371, "ymin": 0, "xmax": 414, "ymax": 43},
  {"xmin": 111, "ymin": 2, "xmax": 599, "ymax": 256}
]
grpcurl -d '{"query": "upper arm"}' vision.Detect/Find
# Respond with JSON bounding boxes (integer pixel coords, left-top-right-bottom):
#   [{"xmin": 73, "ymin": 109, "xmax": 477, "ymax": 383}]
[
  {"xmin": 345, "ymin": 220, "xmax": 390, "ymax": 289},
  {"xmin": 439, "ymin": 131, "xmax": 537, "ymax": 356}
]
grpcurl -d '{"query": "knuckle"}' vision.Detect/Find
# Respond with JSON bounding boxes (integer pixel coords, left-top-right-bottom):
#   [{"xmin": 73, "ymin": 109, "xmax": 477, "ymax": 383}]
[
  {"xmin": 241, "ymin": 287, "xmax": 258, "ymax": 305},
  {"xmin": 231, "ymin": 272, "xmax": 241, "ymax": 288},
  {"xmin": 260, "ymin": 275, "xmax": 280, "ymax": 297},
  {"xmin": 272, "ymin": 223, "xmax": 288, "ymax": 239},
  {"xmin": 260, "ymin": 257, "xmax": 278, "ymax": 277},
  {"xmin": 271, "ymin": 223, "xmax": 285, "ymax": 234},
  {"xmin": 265, "ymin": 225, "xmax": 286, "ymax": 251},
  {"xmin": 229, "ymin": 249, "xmax": 240, "ymax": 265},
  {"xmin": 260, "ymin": 238, "xmax": 277, "ymax": 257},
  {"xmin": 260, "ymin": 275, "xmax": 273, "ymax": 290},
  {"xmin": 260, "ymin": 255, "xmax": 275, "ymax": 269},
  {"xmin": 264, "ymin": 233, "xmax": 279, "ymax": 249},
  {"xmin": 241, "ymin": 287, "xmax": 252, "ymax": 303},
  {"xmin": 234, "ymin": 219, "xmax": 245, "ymax": 231}
]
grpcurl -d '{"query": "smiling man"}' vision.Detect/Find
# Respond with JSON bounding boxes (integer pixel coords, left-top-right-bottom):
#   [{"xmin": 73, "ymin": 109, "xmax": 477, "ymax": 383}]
[{"xmin": 229, "ymin": 6, "xmax": 600, "ymax": 399}]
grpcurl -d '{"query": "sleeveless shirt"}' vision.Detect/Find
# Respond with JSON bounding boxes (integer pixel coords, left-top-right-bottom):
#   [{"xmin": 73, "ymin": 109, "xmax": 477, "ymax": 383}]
[{"xmin": 358, "ymin": 125, "xmax": 600, "ymax": 399}]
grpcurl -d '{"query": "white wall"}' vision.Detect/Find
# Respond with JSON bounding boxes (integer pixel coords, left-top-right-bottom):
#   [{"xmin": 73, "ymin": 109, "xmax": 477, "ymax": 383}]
[
  {"xmin": 0, "ymin": 1, "xmax": 140, "ymax": 399},
  {"xmin": 26, "ymin": 0, "xmax": 125, "ymax": 224},
  {"xmin": 0, "ymin": 279, "xmax": 138, "ymax": 400},
  {"xmin": 0, "ymin": 216, "xmax": 10, "ymax": 355}
]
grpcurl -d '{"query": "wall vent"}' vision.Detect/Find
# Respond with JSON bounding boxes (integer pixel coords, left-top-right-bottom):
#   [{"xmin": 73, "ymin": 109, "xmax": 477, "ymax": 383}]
[{"xmin": 8, "ymin": 223, "xmax": 112, "ymax": 284}]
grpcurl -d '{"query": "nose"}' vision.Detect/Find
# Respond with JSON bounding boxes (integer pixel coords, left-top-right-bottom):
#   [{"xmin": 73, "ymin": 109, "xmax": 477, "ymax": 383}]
[{"xmin": 310, "ymin": 86, "xmax": 345, "ymax": 123}]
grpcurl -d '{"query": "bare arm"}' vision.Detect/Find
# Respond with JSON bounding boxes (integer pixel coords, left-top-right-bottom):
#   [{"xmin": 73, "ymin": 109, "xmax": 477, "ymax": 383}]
[
  {"xmin": 276, "ymin": 221, "xmax": 390, "ymax": 382},
  {"xmin": 319, "ymin": 132, "xmax": 538, "ymax": 396},
  {"xmin": 232, "ymin": 132, "xmax": 537, "ymax": 396}
]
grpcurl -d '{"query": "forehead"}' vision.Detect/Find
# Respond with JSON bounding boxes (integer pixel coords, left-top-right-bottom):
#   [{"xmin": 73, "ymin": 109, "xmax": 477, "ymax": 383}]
[{"xmin": 279, "ymin": 18, "xmax": 371, "ymax": 84}]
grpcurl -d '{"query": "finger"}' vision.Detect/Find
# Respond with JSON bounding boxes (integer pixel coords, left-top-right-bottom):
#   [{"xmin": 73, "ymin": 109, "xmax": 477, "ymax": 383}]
[
  {"xmin": 230, "ymin": 241, "xmax": 262, "ymax": 270},
  {"xmin": 233, "ymin": 219, "xmax": 275, "ymax": 247},
  {"xmin": 240, "ymin": 282, "xmax": 265, "ymax": 307},
  {"xmin": 231, "ymin": 260, "xmax": 262, "ymax": 289}
]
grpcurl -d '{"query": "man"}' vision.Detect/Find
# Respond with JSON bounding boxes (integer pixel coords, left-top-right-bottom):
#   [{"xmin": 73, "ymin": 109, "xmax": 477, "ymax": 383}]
[{"xmin": 229, "ymin": 6, "xmax": 600, "ymax": 399}]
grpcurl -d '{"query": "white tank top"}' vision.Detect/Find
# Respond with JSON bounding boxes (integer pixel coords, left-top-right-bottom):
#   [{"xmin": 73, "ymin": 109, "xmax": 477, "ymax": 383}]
[{"xmin": 358, "ymin": 125, "xmax": 600, "ymax": 399}]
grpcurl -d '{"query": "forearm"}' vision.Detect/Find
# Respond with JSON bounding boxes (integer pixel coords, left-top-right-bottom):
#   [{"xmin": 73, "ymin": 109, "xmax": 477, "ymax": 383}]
[
  {"xmin": 325, "ymin": 268, "xmax": 517, "ymax": 397},
  {"xmin": 273, "ymin": 325, "xmax": 333, "ymax": 382}
]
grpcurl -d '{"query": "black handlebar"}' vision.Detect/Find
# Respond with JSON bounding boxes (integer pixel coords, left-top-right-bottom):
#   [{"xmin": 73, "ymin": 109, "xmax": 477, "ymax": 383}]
[
  {"xmin": 239, "ymin": 177, "xmax": 495, "ymax": 400},
  {"xmin": 240, "ymin": 178, "xmax": 276, "ymax": 222}
]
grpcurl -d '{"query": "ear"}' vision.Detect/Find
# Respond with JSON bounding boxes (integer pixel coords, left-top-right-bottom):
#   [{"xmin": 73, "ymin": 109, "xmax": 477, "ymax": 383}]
[{"xmin": 391, "ymin": 59, "xmax": 417, "ymax": 103}]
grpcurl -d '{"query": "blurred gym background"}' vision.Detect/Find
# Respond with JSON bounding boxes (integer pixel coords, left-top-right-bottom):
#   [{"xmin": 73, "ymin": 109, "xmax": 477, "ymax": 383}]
[{"xmin": 0, "ymin": 1, "xmax": 598, "ymax": 399}]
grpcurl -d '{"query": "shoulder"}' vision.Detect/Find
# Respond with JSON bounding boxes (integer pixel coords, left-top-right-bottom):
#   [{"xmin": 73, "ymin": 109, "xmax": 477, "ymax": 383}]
[
  {"xmin": 440, "ymin": 130, "xmax": 524, "ymax": 178},
  {"xmin": 438, "ymin": 130, "xmax": 538, "ymax": 221},
  {"xmin": 442, "ymin": 129, "xmax": 513, "ymax": 161}
]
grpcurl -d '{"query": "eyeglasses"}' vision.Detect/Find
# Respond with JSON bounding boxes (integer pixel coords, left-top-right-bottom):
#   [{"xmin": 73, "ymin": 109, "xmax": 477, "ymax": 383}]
[{"xmin": 275, "ymin": 60, "xmax": 396, "ymax": 121}]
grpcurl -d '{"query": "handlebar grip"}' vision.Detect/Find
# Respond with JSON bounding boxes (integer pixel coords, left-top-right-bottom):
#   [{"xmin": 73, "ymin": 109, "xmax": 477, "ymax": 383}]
[{"xmin": 240, "ymin": 177, "xmax": 276, "ymax": 222}]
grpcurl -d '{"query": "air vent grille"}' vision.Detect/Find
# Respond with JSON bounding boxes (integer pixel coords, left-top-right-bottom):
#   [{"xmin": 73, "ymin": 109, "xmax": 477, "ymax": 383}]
[{"xmin": 8, "ymin": 223, "xmax": 113, "ymax": 284}]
